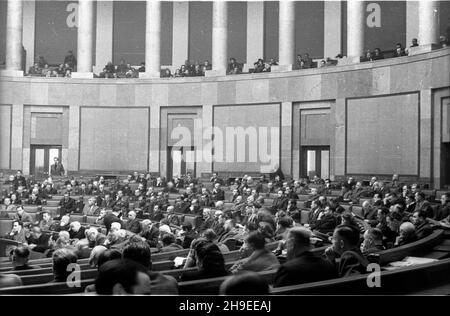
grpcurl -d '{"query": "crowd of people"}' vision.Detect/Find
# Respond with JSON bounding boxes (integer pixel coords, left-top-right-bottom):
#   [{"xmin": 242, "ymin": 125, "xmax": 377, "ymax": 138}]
[
  {"xmin": 360, "ymin": 37, "xmax": 449, "ymax": 62},
  {"xmin": 0, "ymin": 169, "xmax": 449, "ymax": 294},
  {"xmin": 27, "ymin": 50, "xmax": 77, "ymax": 78},
  {"xmin": 22, "ymin": 33, "xmax": 450, "ymax": 80}
]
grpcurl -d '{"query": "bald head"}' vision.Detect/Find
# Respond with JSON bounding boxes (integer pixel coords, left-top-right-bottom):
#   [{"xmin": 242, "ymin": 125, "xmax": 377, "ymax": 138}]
[{"xmin": 399, "ymin": 222, "xmax": 416, "ymax": 235}]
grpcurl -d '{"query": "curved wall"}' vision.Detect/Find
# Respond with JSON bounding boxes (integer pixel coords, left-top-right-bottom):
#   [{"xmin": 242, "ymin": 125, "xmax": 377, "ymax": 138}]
[{"xmin": 0, "ymin": 49, "xmax": 449, "ymax": 188}]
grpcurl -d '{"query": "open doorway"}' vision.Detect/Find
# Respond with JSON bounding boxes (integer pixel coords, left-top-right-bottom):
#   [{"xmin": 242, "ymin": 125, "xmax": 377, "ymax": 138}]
[
  {"xmin": 167, "ymin": 146, "xmax": 196, "ymax": 180},
  {"xmin": 30, "ymin": 145, "xmax": 62, "ymax": 179},
  {"xmin": 300, "ymin": 146, "xmax": 330, "ymax": 180}
]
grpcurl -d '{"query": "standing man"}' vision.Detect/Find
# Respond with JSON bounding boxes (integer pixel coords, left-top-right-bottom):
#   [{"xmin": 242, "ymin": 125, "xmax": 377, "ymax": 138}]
[
  {"xmin": 64, "ymin": 50, "xmax": 77, "ymax": 71},
  {"xmin": 51, "ymin": 157, "xmax": 65, "ymax": 177}
]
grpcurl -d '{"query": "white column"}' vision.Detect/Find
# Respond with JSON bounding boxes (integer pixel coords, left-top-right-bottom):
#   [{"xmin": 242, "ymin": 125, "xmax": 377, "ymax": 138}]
[
  {"xmin": 172, "ymin": 1, "xmax": 189, "ymax": 68},
  {"xmin": 94, "ymin": 1, "xmax": 113, "ymax": 74},
  {"xmin": 73, "ymin": 0, "xmax": 94, "ymax": 78},
  {"xmin": 244, "ymin": 1, "xmax": 264, "ymax": 72},
  {"xmin": 276, "ymin": 0, "xmax": 295, "ymax": 71},
  {"xmin": 324, "ymin": 0, "xmax": 342, "ymax": 59},
  {"xmin": 141, "ymin": 0, "xmax": 161, "ymax": 78},
  {"xmin": 419, "ymin": 1, "xmax": 440, "ymax": 45},
  {"xmin": 409, "ymin": 1, "xmax": 440, "ymax": 55},
  {"xmin": 23, "ymin": 0, "xmax": 35, "ymax": 74},
  {"xmin": 346, "ymin": 0, "xmax": 364, "ymax": 63},
  {"xmin": 206, "ymin": 1, "xmax": 228, "ymax": 77},
  {"xmin": 4, "ymin": 0, "xmax": 24, "ymax": 76}
]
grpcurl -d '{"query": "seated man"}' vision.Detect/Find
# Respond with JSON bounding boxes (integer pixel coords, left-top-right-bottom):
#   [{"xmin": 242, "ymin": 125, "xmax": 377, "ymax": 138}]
[
  {"xmin": 51, "ymin": 248, "xmax": 78, "ymax": 283},
  {"xmin": 85, "ymin": 227, "xmax": 107, "ymax": 248},
  {"xmin": 95, "ymin": 259, "xmax": 152, "ymax": 295},
  {"xmin": 13, "ymin": 206, "xmax": 33, "ymax": 227},
  {"xmin": 83, "ymin": 197, "xmax": 99, "ymax": 216},
  {"xmin": 230, "ymin": 231, "xmax": 280, "ymax": 274},
  {"xmin": 217, "ymin": 219, "xmax": 243, "ymax": 245},
  {"xmin": 309, "ymin": 205, "xmax": 338, "ymax": 235},
  {"xmin": 160, "ymin": 233, "xmax": 183, "ymax": 252},
  {"xmin": 411, "ymin": 210, "xmax": 433, "ymax": 239},
  {"xmin": 58, "ymin": 193, "xmax": 77, "ymax": 218},
  {"xmin": 360, "ymin": 228, "xmax": 385, "ymax": 255},
  {"xmin": 5, "ymin": 220, "xmax": 27, "ymax": 243},
  {"xmin": 101, "ymin": 61, "xmax": 116, "ymax": 78},
  {"xmin": 9, "ymin": 246, "xmax": 42, "ymax": 271},
  {"xmin": 124, "ymin": 210, "xmax": 142, "ymax": 234},
  {"xmin": 271, "ymin": 190, "xmax": 289, "ymax": 213},
  {"xmin": 434, "ymin": 192, "xmax": 450, "ymax": 221},
  {"xmin": 122, "ymin": 241, "xmax": 178, "ymax": 294},
  {"xmin": 325, "ymin": 225, "xmax": 369, "ymax": 277},
  {"xmin": 139, "ymin": 219, "xmax": 160, "ymax": 248},
  {"xmin": 414, "ymin": 192, "xmax": 434, "ymax": 219},
  {"xmin": 69, "ymin": 221, "xmax": 86, "ymax": 240},
  {"xmin": 273, "ymin": 227, "xmax": 337, "ymax": 287},
  {"xmin": 54, "ymin": 215, "xmax": 71, "ymax": 232},
  {"xmin": 1, "ymin": 197, "xmax": 17, "ymax": 216},
  {"xmin": 26, "ymin": 225, "xmax": 51, "ymax": 253},
  {"xmin": 28, "ymin": 62, "xmax": 42, "ymax": 76},
  {"xmin": 220, "ymin": 271, "xmax": 269, "ymax": 295},
  {"xmin": 393, "ymin": 43, "xmax": 407, "ymax": 57},
  {"xmin": 394, "ymin": 222, "xmax": 418, "ymax": 247},
  {"xmin": 211, "ymin": 183, "xmax": 225, "ymax": 202},
  {"xmin": 26, "ymin": 193, "xmax": 42, "ymax": 205}
]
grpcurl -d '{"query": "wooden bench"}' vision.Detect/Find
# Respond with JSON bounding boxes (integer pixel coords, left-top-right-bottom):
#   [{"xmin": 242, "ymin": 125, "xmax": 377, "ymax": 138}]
[
  {"xmin": 271, "ymin": 257, "xmax": 450, "ymax": 295},
  {"xmin": 16, "ymin": 259, "xmax": 174, "ymax": 285}
]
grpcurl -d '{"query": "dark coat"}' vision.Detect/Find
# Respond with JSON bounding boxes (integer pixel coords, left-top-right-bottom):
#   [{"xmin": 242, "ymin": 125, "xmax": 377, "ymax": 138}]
[
  {"xmin": 58, "ymin": 197, "xmax": 77, "ymax": 216},
  {"xmin": 273, "ymin": 251, "xmax": 337, "ymax": 287},
  {"xmin": 124, "ymin": 219, "xmax": 142, "ymax": 234},
  {"xmin": 415, "ymin": 221, "xmax": 433, "ymax": 240}
]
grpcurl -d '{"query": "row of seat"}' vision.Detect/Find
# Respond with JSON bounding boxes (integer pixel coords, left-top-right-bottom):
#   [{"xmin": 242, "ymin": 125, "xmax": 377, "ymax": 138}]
[{"xmin": 1, "ymin": 229, "xmax": 444, "ymax": 294}]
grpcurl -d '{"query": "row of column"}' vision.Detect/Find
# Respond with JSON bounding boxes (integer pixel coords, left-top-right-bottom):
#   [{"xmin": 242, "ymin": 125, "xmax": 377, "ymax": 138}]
[
  {"xmin": 2, "ymin": 0, "xmax": 444, "ymax": 77},
  {"xmin": 347, "ymin": 1, "xmax": 441, "ymax": 60}
]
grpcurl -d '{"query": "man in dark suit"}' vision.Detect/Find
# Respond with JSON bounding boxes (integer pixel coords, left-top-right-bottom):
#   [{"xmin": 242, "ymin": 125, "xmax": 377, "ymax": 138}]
[
  {"xmin": 15, "ymin": 186, "xmax": 29, "ymax": 199},
  {"xmin": 284, "ymin": 186, "xmax": 298, "ymax": 200},
  {"xmin": 124, "ymin": 210, "xmax": 141, "ymax": 234},
  {"xmin": 434, "ymin": 193, "xmax": 450, "ymax": 221},
  {"xmin": 414, "ymin": 191, "xmax": 434, "ymax": 219},
  {"xmin": 103, "ymin": 208, "xmax": 124, "ymax": 234},
  {"xmin": 26, "ymin": 193, "xmax": 42, "ymax": 205},
  {"xmin": 307, "ymin": 200, "xmax": 323, "ymax": 227},
  {"xmin": 412, "ymin": 210, "xmax": 433, "ymax": 240},
  {"xmin": 58, "ymin": 193, "xmax": 77, "ymax": 218},
  {"xmin": 273, "ymin": 227, "xmax": 337, "ymax": 287},
  {"xmin": 50, "ymin": 157, "xmax": 65, "ymax": 177},
  {"xmin": 271, "ymin": 190, "xmax": 289, "ymax": 213},
  {"xmin": 217, "ymin": 219, "xmax": 242, "ymax": 244},
  {"xmin": 26, "ymin": 226, "xmax": 50, "ymax": 253},
  {"xmin": 12, "ymin": 170, "xmax": 26, "ymax": 190},
  {"xmin": 362, "ymin": 201, "xmax": 378, "ymax": 226},
  {"xmin": 210, "ymin": 172, "xmax": 224, "ymax": 186},
  {"xmin": 211, "ymin": 183, "xmax": 225, "ymax": 202},
  {"xmin": 393, "ymin": 43, "xmax": 407, "ymax": 57},
  {"xmin": 9, "ymin": 246, "xmax": 42, "ymax": 271},
  {"xmin": 69, "ymin": 221, "xmax": 86, "ymax": 240},
  {"xmin": 230, "ymin": 231, "xmax": 280, "ymax": 274}
]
